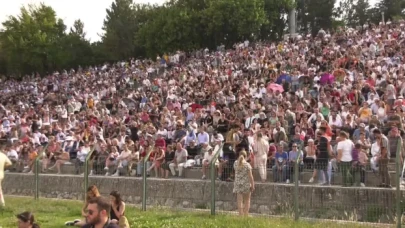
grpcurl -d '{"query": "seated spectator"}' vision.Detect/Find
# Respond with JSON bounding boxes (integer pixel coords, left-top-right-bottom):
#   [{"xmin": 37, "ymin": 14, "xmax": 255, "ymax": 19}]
[
  {"xmin": 161, "ymin": 145, "xmax": 175, "ymax": 178},
  {"xmin": 75, "ymin": 142, "xmax": 91, "ymax": 175},
  {"xmin": 89, "ymin": 144, "xmax": 108, "ymax": 175},
  {"xmin": 61, "ymin": 136, "xmax": 79, "ymax": 159},
  {"xmin": 272, "ymin": 144, "xmax": 288, "ymax": 182},
  {"xmin": 136, "ymin": 140, "xmax": 152, "ymax": 177},
  {"xmin": 65, "ymin": 185, "xmax": 100, "ymax": 226},
  {"xmin": 26, "ymin": 145, "xmax": 39, "ymax": 174},
  {"xmin": 109, "ymin": 191, "xmax": 126, "ymax": 225},
  {"xmin": 286, "ymin": 143, "xmax": 304, "ymax": 184},
  {"xmin": 185, "ymin": 140, "xmax": 205, "ymax": 167},
  {"xmin": 112, "ymin": 144, "xmax": 132, "ymax": 177},
  {"xmin": 105, "ymin": 146, "xmax": 119, "ymax": 176},
  {"xmin": 47, "ymin": 146, "xmax": 70, "ymax": 174},
  {"xmin": 17, "ymin": 211, "xmax": 40, "ymax": 228},
  {"xmin": 147, "ymin": 146, "xmax": 165, "ymax": 178},
  {"xmin": 169, "ymin": 143, "xmax": 188, "ymax": 177},
  {"xmin": 42, "ymin": 137, "xmax": 60, "ymax": 172},
  {"xmin": 5, "ymin": 144, "xmax": 18, "ymax": 171},
  {"xmin": 201, "ymin": 147, "xmax": 218, "ymax": 179}
]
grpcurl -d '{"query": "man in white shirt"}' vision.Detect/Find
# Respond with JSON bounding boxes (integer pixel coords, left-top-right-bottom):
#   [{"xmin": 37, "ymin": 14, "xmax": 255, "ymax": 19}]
[
  {"xmin": 169, "ymin": 143, "xmax": 188, "ymax": 177},
  {"xmin": 75, "ymin": 143, "xmax": 91, "ymax": 174},
  {"xmin": 337, "ymin": 131, "xmax": 354, "ymax": 187},
  {"xmin": 201, "ymin": 147, "xmax": 218, "ymax": 179},
  {"xmin": 0, "ymin": 151, "xmax": 12, "ymax": 206}
]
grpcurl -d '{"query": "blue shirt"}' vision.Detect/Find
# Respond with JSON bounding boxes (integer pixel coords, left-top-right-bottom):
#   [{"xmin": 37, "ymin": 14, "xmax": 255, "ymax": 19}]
[{"xmin": 275, "ymin": 151, "xmax": 288, "ymax": 164}]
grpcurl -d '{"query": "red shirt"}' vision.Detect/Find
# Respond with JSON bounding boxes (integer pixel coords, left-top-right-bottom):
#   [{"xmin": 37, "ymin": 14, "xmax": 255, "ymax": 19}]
[{"xmin": 154, "ymin": 138, "xmax": 166, "ymax": 151}]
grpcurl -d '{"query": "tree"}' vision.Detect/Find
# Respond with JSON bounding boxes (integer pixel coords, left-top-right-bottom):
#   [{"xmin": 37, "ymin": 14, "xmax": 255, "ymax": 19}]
[
  {"xmin": 336, "ymin": 0, "xmax": 370, "ymax": 27},
  {"xmin": 0, "ymin": 4, "xmax": 67, "ymax": 75},
  {"xmin": 202, "ymin": 0, "xmax": 267, "ymax": 47},
  {"xmin": 70, "ymin": 19, "xmax": 86, "ymax": 39},
  {"xmin": 102, "ymin": 0, "xmax": 137, "ymax": 62},
  {"xmin": 298, "ymin": 0, "xmax": 336, "ymax": 35}
]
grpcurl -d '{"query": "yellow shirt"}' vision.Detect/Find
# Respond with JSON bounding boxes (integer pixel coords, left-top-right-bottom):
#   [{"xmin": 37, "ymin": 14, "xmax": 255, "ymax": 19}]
[
  {"xmin": 0, "ymin": 152, "xmax": 12, "ymax": 180},
  {"xmin": 359, "ymin": 108, "xmax": 372, "ymax": 119}
]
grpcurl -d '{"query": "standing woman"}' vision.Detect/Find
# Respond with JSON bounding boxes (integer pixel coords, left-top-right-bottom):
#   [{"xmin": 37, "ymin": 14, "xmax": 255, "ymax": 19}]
[
  {"xmin": 233, "ymin": 150, "xmax": 255, "ymax": 216},
  {"xmin": 65, "ymin": 185, "xmax": 100, "ymax": 226}
]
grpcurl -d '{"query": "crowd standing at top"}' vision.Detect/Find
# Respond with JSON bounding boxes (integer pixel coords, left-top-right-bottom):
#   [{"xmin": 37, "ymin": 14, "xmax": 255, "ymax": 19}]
[{"xmin": 2, "ymin": 20, "xmax": 405, "ymax": 189}]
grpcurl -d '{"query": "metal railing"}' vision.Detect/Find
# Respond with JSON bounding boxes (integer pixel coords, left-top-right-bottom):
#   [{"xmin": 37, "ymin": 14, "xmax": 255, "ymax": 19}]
[
  {"xmin": 396, "ymin": 138, "xmax": 402, "ymax": 228},
  {"xmin": 34, "ymin": 144, "xmax": 49, "ymax": 200},
  {"xmin": 210, "ymin": 143, "xmax": 223, "ymax": 215},
  {"xmin": 142, "ymin": 143, "xmax": 155, "ymax": 211},
  {"xmin": 23, "ymin": 138, "xmax": 404, "ymax": 225},
  {"xmin": 83, "ymin": 147, "xmax": 95, "ymax": 202}
]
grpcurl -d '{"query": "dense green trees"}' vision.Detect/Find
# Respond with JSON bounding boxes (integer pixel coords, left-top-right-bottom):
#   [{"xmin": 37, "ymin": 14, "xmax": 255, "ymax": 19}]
[{"xmin": 0, "ymin": 0, "xmax": 404, "ymax": 77}]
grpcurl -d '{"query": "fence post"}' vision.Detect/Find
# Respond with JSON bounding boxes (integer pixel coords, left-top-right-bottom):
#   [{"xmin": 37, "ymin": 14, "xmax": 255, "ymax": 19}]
[
  {"xmin": 84, "ymin": 147, "xmax": 95, "ymax": 202},
  {"xmin": 142, "ymin": 144, "xmax": 155, "ymax": 211},
  {"xmin": 293, "ymin": 145, "xmax": 301, "ymax": 221},
  {"xmin": 34, "ymin": 144, "xmax": 48, "ymax": 200},
  {"xmin": 396, "ymin": 138, "xmax": 402, "ymax": 228},
  {"xmin": 210, "ymin": 143, "xmax": 223, "ymax": 215}
]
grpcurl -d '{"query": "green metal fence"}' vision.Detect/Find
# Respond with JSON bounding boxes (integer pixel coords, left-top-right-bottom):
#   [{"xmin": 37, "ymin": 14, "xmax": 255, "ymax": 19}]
[
  {"xmin": 26, "ymin": 138, "xmax": 404, "ymax": 226},
  {"xmin": 83, "ymin": 147, "xmax": 95, "ymax": 202},
  {"xmin": 34, "ymin": 144, "xmax": 49, "ymax": 200}
]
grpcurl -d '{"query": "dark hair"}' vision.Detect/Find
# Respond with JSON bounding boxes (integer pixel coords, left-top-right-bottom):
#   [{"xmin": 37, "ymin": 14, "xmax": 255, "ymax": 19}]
[
  {"xmin": 88, "ymin": 196, "xmax": 112, "ymax": 215},
  {"xmin": 373, "ymin": 129, "xmax": 381, "ymax": 135},
  {"xmin": 110, "ymin": 190, "xmax": 123, "ymax": 205},
  {"xmin": 17, "ymin": 211, "xmax": 40, "ymax": 228}
]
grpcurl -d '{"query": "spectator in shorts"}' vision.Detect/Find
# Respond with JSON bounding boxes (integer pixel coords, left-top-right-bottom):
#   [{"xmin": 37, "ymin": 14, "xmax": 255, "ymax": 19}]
[{"xmin": 0, "ymin": 150, "xmax": 12, "ymax": 207}]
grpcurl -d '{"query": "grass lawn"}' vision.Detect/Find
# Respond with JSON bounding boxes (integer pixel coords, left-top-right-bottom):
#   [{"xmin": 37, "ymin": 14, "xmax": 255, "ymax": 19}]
[{"xmin": 0, "ymin": 196, "xmax": 380, "ymax": 228}]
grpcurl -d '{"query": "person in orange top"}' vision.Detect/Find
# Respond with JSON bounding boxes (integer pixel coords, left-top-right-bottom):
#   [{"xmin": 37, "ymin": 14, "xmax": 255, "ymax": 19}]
[{"xmin": 27, "ymin": 145, "xmax": 39, "ymax": 174}]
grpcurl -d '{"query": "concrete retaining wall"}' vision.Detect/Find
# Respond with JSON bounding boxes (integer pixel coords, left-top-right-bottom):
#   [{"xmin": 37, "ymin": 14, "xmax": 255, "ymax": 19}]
[{"xmin": 2, "ymin": 173, "xmax": 403, "ymax": 223}]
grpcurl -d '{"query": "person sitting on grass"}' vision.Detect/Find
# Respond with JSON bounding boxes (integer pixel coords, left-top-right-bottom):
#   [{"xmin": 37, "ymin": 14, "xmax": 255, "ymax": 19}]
[
  {"xmin": 65, "ymin": 185, "xmax": 100, "ymax": 226},
  {"xmin": 82, "ymin": 196, "xmax": 119, "ymax": 228},
  {"xmin": 17, "ymin": 211, "xmax": 40, "ymax": 228},
  {"xmin": 109, "ymin": 191, "xmax": 128, "ymax": 226}
]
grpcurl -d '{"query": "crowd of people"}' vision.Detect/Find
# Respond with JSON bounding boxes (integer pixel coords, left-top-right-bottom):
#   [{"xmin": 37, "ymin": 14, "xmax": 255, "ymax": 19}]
[{"xmin": 2, "ymin": 19, "xmax": 405, "ymax": 189}]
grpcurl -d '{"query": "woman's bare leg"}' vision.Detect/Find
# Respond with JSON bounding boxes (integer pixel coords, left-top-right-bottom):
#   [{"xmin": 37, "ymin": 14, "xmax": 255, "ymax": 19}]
[
  {"xmin": 243, "ymin": 192, "xmax": 251, "ymax": 216},
  {"xmin": 237, "ymin": 193, "xmax": 244, "ymax": 216}
]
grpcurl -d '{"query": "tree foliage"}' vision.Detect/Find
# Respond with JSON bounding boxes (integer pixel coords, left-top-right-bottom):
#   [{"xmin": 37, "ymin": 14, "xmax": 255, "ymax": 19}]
[{"xmin": 3, "ymin": 0, "xmax": 403, "ymax": 78}]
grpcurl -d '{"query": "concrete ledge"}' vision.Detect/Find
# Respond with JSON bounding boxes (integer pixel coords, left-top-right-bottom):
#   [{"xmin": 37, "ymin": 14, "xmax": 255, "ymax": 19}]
[{"xmin": 3, "ymin": 173, "xmax": 405, "ymax": 223}]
